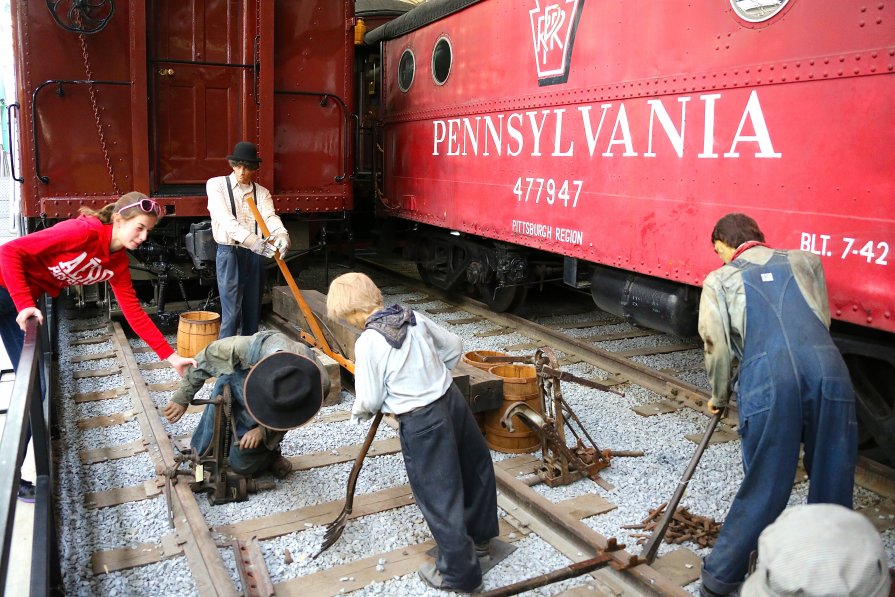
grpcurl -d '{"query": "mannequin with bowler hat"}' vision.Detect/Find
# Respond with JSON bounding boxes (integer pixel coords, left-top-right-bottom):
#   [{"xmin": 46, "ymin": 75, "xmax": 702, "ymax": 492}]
[
  {"xmin": 162, "ymin": 331, "xmax": 330, "ymax": 477},
  {"xmin": 207, "ymin": 141, "xmax": 291, "ymax": 338}
]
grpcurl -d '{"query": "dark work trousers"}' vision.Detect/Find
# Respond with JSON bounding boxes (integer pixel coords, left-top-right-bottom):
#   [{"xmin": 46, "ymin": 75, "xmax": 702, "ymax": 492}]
[
  {"xmin": 701, "ymin": 252, "xmax": 858, "ymax": 595},
  {"xmin": 216, "ymin": 244, "xmax": 263, "ymax": 338},
  {"xmin": 398, "ymin": 383, "xmax": 499, "ymax": 591}
]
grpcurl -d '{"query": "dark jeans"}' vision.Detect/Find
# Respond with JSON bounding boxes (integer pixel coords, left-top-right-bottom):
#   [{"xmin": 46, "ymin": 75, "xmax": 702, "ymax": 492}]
[
  {"xmin": 190, "ymin": 373, "xmax": 278, "ymax": 475},
  {"xmin": 398, "ymin": 384, "xmax": 499, "ymax": 591},
  {"xmin": 215, "ymin": 245, "xmax": 263, "ymax": 338}
]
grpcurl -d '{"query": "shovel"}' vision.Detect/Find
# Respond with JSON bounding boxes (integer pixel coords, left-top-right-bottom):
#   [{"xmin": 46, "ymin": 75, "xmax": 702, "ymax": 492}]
[
  {"xmin": 314, "ymin": 411, "xmax": 384, "ymax": 558},
  {"xmin": 640, "ymin": 409, "xmax": 723, "ymax": 564}
]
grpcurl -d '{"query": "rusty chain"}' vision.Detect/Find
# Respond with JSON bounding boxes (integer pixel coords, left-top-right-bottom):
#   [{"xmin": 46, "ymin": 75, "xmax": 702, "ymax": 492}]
[{"xmin": 78, "ymin": 31, "xmax": 120, "ymax": 196}]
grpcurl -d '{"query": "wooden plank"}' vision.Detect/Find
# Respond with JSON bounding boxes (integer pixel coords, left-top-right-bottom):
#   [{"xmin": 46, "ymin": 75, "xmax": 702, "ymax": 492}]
[
  {"xmin": 92, "ymin": 542, "xmax": 165, "ymax": 575},
  {"xmin": 139, "ymin": 361, "xmax": 171, "ymax": 370},
  {"xmin": 85, "ymin": 478, "xmax": 163, "ymax": 509},
  {"xmin": 77, "ymin": 411, "xmax": 136, "ymax": 429},
  {"xmin": 685, "ymin": 427, "xmax": 737, "ymax": 445},
  {"xmin": 650, "ymin": 548, "xmax": 702, "ymax": 587},
  {"xmin": 556, "ymin": 494, "xmax": 617, "ymax": 519},
  {"xmin": 496, "ymin": 455, "xmax": 541, "ymax": 477},
  {"xmin": 558, "ymin": 318, "xmax": 620, "ymax": 330},
  {"xmin": 272, "ymin": 287, "xmax": 358, "ymax": 361},
  {"xmin": 73, "ymin": 387, "xmax": 128, "ymax": 403},
  {"xmin": 216, "ymin": 484, "xmax": 416, "ymax": 542},
  {"xmin": 502, "ymin": 342, "xmax": 540, "ymax": 352},
  {"xmin": 80, "ymin": 439, "xmax": 149, "ymax": 464},
  {"xmin": 91, "ymin": 532, "xmax": 185, "ymax": 575},
  {"xmin": 287, "ymin": 438, "xmax": 402, "ymax": 471},
  {"xmin": 579, "ymin": 329, "xmax": 658, "ymax": 343},
  {"xmin": 475, "ymin": 327, "xmax": 512, "ymax": 338},
  {"xmin": 444, "ymin": 316, "xmax": 483, "ymax": 325},
  {"xmin": 132, "ymin": 346, "xmax": 154, "ymax": 353},
  {"xmin": 615, "ymin": 344, "xmax": 700, "ymax": 358},
  {"xmin": 70, "ymin": 335, "xmax": 112, "ymax": 346},
  {"xmin": 71, "ymin": 350, "xmax": 117, "ymax": 363},
  {"xmin": 314, "ymin": 411, "xmax": 350, "ymax": 424},
  {"xmin": 274, "ymin": 520, "xmax": 520, "ymax": 597},
  {"xmin": 74, "ymin": 366, "xmax": 122, "ymax": 379},
  {"xmin": 148, "ymin": 381, "xmax": 180, "ymax": 392},
  {"xmin": 424, "ymin": 306, "xmax": 462, "ymax": 315},
  {"xmin": 632, "ymin": 400, "xmax": 682, "ymax": 417}
]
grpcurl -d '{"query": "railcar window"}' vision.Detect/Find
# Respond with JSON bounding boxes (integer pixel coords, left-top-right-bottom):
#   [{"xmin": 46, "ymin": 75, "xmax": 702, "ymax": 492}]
[
  {"xmin": 398, "ymin": 49, "xmax": 415, "ymax": 92},
  {"xmin": 730, "ymin": 0, "xmax": 790, "ymax": 22},
  {"xmin": 432, "ymin": 37, "xmax": 452, "ymax": 86}
]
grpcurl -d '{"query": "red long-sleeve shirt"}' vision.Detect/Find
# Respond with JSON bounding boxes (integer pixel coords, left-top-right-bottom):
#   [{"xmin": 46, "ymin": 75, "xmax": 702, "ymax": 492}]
[{"xmin": 0, "ymin": 216, "xmax": 174, "ymax": 359}]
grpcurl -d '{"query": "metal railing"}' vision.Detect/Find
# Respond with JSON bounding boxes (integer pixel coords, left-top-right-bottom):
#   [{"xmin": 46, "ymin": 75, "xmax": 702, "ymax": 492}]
[{"xmin": 0, "ymin": 315, "xmax": 60, "ymax": 596}]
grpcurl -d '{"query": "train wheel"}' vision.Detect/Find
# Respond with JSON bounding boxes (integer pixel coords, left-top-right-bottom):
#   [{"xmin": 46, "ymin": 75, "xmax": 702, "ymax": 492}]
[
  {"xmin": 477, "ymin": 282, "xmax": 528, "ymax": 312},
  {"xmin": 416, "ymin": 262, "xmax": 433, "ymax": 285}
]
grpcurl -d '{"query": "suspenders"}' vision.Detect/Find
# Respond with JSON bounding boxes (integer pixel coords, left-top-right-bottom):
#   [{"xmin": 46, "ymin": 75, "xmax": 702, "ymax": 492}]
[{"xmin": 224, "ymin": 177, "xmax": 258, "ymax": 235}]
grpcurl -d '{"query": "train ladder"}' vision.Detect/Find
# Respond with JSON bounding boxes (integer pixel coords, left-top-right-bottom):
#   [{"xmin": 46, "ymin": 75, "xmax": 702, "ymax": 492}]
[{"xmin": 245, "ymin": 196, "xmax": 355, "ymax": 374}]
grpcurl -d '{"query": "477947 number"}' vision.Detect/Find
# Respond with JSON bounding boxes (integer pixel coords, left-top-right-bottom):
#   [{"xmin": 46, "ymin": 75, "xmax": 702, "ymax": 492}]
[{"xmin": 513, "ymin": 177, "xmax": 583, "ymax": 207}]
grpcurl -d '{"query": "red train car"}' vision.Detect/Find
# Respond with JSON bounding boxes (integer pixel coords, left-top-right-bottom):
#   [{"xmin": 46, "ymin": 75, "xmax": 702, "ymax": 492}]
[
  {"xmin": 365, "ymin": 1, "xmax": 895, "ymax": 459},
  {"xmin": 9, "ymin": 0, "xmax": 357, "ymax": 308}
]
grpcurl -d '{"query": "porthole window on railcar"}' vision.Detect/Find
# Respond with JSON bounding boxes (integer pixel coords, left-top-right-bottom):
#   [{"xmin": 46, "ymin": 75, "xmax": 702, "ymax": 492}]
[
  {"xmin": 729, "ymin": 0, "xmax": 790, "ymax": 22},
  {"xmin": 432, "ymin": 37, "xmax": 452, "ymax": 86},
  {"xmin": 398, "ymin": 49, "xmax": 415, "ymax": 92}
]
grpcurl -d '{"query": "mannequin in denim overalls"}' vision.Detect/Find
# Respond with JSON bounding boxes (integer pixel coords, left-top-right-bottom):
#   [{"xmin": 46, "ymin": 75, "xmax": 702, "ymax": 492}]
[{"xmin": 697, "ymin": 214, "xmax": 858, "ymax": 597}]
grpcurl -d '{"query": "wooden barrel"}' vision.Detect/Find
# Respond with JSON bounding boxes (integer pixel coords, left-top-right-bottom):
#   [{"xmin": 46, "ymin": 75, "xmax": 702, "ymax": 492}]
[
  {"xmin": 484, "ymin": 364, "xmax": 541, "ymax": 454},
  {"xmin": 177, "ymin": 311, "xmax": 221, "ymax": 358},
  {"xmin": 462, "ymin": 350, "xmax": 510, "ymax": 370}
]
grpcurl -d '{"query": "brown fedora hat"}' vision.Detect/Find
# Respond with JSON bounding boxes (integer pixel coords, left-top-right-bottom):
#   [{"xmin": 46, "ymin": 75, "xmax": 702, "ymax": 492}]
[{"xmin": 243, "ymin": 352, "xmax": 322, "ymax": 430}]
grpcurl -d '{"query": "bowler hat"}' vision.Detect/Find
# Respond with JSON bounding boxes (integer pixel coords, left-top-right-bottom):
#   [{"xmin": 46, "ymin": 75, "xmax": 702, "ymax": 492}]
[
  {"xmin": 227, "ymin": 141, "xmax": 261, "ymax": 164},
  {"xmin": 243, "ymin": 352, "xmax": 323, "ymax": 430},
  {"xmin": 740, "ymin": 504, "xmax": 890, "ymax": 597}
]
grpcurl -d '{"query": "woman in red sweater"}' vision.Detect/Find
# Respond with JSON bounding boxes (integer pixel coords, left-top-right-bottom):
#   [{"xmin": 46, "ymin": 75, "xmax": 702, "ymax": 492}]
[{"xmin": 0, "ymin": 192, "xmax": 197, "ymax": 499}]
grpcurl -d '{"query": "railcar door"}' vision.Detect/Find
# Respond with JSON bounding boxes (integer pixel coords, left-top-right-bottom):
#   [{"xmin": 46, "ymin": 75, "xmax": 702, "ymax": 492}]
[{"xmin": 149, "ymin": 1, "xmax": 260, "ymax": 194}]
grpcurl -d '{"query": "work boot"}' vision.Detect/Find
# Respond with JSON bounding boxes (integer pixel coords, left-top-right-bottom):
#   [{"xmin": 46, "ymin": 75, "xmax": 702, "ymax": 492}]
[
  {"xmin": 418, "ymin": 563, "xmax": 483, "ymax": 593},
  {"xmin": 269, "ymin": 456, "xmax": 293, "ymax": 479},
  {"xmin": 475, "ymin": 540, "xmax": 491, "ymax": 561},
  {"xmin": 17, "ymin": 480, "xmax": 35, "ymax": 503}
]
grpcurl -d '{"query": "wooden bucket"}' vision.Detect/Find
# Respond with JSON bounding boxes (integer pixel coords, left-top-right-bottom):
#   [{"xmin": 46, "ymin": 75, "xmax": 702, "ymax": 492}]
[
  {"xmin": 484, "ymin": 364, "xmax": 541, "ymax": 454},
  {"xmin": 462, "ymin": 350, "xmax": 510, "ymax": 371},
  {"xmin": 177, "ymin": 311, "xmax": 221, "ymax": 358}
]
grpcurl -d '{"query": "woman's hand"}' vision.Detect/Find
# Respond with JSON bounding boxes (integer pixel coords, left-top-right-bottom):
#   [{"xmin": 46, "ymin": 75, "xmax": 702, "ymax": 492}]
[
  {"xmin": 16, "ymin": 307, "xmax": 43, "ymax": 331},
  {"xmin": 166, "ymin": 353, "xmax": 197, "ymax": 377}
]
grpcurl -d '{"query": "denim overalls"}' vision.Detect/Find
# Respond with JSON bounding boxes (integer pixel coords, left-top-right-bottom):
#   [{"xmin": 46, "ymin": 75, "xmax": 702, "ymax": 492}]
[{"xmin": 701, "ymin": 251, "xmax": 858, "ymax": 595}]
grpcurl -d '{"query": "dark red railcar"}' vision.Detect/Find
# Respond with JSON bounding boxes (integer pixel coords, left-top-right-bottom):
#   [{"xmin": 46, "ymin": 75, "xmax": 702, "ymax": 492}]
[
  {"xmin": 8, "ymin": 0, "xmax": 358, "ymax": 312},
  {"xmin": 366, "ymin": 0, "xmax": 895, "ymax": 460}
]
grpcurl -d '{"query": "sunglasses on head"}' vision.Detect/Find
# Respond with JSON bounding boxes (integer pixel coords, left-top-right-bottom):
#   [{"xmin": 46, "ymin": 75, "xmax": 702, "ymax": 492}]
[{"xmin": 118, "ymin": 198, "xmax": 161, "ymax": 216}]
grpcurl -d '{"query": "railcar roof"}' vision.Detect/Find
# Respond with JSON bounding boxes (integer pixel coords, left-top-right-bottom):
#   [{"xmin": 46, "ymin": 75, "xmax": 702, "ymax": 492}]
[{"xmin": 364, "ymin": 0, "xmax": 484, "ymax": 45}]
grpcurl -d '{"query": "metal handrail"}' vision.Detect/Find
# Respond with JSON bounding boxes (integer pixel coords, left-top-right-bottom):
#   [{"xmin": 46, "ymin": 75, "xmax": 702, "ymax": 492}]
[
  {"xmin": 0, "ymin": 316, "xmax": 60, "ymax": 596},
  {"xmin": 6, "ymin": 102, "xmax": 23, "ymax": 183}
]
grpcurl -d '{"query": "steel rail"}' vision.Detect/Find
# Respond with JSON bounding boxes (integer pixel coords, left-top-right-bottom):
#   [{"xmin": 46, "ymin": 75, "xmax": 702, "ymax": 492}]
[{"xmin": 111, "ymin": 324, "xmax": 238, "ymax": 596}]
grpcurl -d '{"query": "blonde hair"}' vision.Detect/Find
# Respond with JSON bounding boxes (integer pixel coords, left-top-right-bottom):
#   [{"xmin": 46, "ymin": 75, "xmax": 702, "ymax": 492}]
[
  {"xmin": 79, "ymin": 192, "xmax": 161, "ymax": 224},
  {"xmin": 327, "ymin": 272, "xmax": 383, "ymax": 322}
]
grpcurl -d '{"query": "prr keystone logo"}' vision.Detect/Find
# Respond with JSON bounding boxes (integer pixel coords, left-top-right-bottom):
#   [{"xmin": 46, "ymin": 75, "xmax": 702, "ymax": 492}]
[{"xmin": 529, "ymin": 0, "xmax": 585, "ymax": 86}]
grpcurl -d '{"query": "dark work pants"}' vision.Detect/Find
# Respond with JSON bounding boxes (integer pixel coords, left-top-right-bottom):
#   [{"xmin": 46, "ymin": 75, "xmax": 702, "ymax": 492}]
[
  {"xmin": 398, "ymin": 383, "xmax": 499, "ymax": 591},
  {"xmin": 216, "ymin": 244, "xmax": 263, "ymax": 338},
  {"xmin": 701, "ymin": 254, "xmax": 857, "ymax": 595},
  {"xmin": 191, "ymin": 373, "xmax": 278, "ymax": 476}
]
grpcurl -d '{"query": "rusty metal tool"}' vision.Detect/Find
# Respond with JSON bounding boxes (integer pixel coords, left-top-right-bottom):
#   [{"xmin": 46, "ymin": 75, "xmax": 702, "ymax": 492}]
[
  {"xmin": 639, "ymin": 409, "xmax": 722, "ymax": 564},
  {"xmin": 314, "ymin": 411, "xmax": 384, "ymax": 558},
  {"xmin": 245, "ymin": 196, "xmax": 354, "ymax": 374}
]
